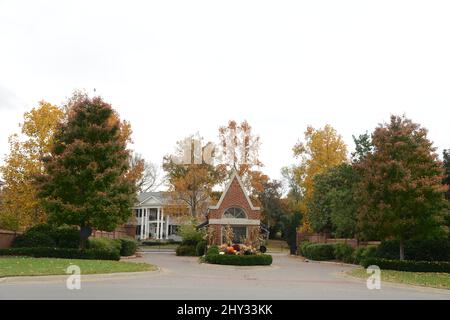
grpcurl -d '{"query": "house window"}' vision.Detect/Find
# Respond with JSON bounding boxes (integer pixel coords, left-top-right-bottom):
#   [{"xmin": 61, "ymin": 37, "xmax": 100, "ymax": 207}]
[
  {"xmin": 223, "ymin": 207, "xmax": 246, "ymax": 219},
  {"xmin": 222, "ymin": 226, "xmax": 247, "ymax": 244}
]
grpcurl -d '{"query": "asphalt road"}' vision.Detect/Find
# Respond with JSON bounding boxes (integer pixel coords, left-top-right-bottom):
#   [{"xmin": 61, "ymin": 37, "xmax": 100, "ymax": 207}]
[{"xmin": 0, "ymin": 252, "xmax": 449, "ymax": 300}]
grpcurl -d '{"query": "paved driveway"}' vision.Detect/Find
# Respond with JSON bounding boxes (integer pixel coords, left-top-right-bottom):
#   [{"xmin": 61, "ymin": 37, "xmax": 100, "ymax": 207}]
[{"xmin": 0, "ymin": 252, "xmax": 449, "ymax": 300}]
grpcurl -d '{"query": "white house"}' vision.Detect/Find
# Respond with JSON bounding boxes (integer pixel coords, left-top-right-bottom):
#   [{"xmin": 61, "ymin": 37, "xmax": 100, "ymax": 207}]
[{"xmin": 133, "ymin": 192, "xmax": 189, "ymax": 241}]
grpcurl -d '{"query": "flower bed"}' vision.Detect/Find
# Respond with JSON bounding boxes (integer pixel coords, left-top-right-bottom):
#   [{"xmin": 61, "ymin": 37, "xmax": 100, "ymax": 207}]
[{"xmin": 204, "ymin": 244, "xmax": 272, "ymax": 266}]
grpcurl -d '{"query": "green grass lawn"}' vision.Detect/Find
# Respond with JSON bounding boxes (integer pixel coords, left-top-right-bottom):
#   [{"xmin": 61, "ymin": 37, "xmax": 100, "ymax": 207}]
[
  {"xmin": 347, "ymin": 267, "xmax": 450, "ymax": 290},
  {"xmin": 0, "ymin": 257, "xmax": 156, "ymax": 278},
  {"xmin": 139, "ymin": 243, "xmax": 179, "ymax": 250}
]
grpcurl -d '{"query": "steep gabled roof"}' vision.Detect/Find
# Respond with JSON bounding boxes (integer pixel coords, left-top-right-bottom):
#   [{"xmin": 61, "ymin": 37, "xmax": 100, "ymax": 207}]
[{"xmin": 209, "ymin": 170, "xmax": 260, "ymax": 211}]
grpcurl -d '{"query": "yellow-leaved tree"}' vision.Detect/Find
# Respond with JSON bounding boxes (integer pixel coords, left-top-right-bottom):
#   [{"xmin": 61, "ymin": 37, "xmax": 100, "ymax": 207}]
[
  {"xmin": 291, "ymin": 124, "xmax": 348, "ymax": 232},
  {"xmin": 0, "ymin": 101, "xmax": 64, "ymax": 231}
]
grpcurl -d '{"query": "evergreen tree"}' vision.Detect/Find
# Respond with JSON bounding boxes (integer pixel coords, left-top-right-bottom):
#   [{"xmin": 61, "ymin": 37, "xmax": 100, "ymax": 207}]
[{"xmin": 38, "ymin": 95, "xmax": 137, "ymax": 248}]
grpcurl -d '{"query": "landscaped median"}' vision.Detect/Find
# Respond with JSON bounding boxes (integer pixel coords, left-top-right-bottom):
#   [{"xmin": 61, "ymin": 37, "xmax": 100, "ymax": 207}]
[
  {"xmin": 0, "ymin": 256, "xmax": 156, "ymax": 278},
  {"xmin": 203, "ymin": 245, "xmax": 273, "ymax": 266}
]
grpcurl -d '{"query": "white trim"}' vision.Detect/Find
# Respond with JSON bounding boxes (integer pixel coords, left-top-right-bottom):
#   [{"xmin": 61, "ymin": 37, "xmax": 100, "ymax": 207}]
[
  {"xmin": 209, "ymin": 170, "xmax": 260, "ymax": 211},
  {"xmin": 138, "ymin": 195, "xmax": 162, "ymax": 206},
  {"xmin": 209, "ymin": 218, "xmax": 260, "ymax": 225}
]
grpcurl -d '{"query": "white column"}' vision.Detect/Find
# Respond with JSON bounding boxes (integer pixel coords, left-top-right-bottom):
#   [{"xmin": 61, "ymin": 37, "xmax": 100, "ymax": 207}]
[
  {"xmin": 156, "ymin": 207, "xmax": 160, "ymax": 239},
  {"xmin": 165, "ymin": 215, "xmax": 169, "ymax": 240},
  {"xmin": 144, "ymin": 208, "xmax": 148, "ymax": 239},
  {"xmin": 160, "ymin": 208, "xmax": 164, "ymax": 240},
  {"xmin": 140, "ymin": 209, "xmax": 144, "ymax": 240}
]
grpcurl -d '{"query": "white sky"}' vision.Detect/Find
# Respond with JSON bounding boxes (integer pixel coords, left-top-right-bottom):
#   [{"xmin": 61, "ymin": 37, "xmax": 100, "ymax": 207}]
[{"xmin": 1, "ymin": 0, "xmax": 449, "ymax": 183}]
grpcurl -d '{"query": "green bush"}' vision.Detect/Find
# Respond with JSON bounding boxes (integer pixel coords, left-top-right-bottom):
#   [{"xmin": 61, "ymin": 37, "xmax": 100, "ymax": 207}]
[
  {"xmin": 53, "ymin": 227, "xmax": 80, "ymax": 248},
  {"xmin": 333, "ymin": 243, "xmax": 355, "ymax": 263},
  {"xmin": 13, "ymin": 231, "xmax": 56, "ymax": 248},
  {"xmin": 207, "ymin": 245, "xmax": 219, "ymax": 255},
  {"xmin": 12, "ymin": 224, "xmax": 80, "ymax": 249},
  {"xmin": 176, "ymin": 245, "xmax": 197, "ymax": 256},
  {"xmin": 299, "ymin": 241, "xmax": 311, "ymax": 256},
  {"xmin": 303, "ymin": 243, "xmax": 336, "ymax": 261},
  {"xmin": 376, "ymin": 239, "xmax": 450, "ymax": 262},
  {"xmin": 119, "ymin": 238, "xmax": 138, "ymax": 256},
  {"xmin": 87, "ymin": 237, "xmax": 121, "ymax": 253},
  {"xmin": 361, "ymin": 258, "xmax": 450, "ymax": 273},
  {"xmin": 205, "ymin": 253, "xmax": 273, "ymax": 266},
  {"xmin": 179, "ymin": 224, "xmax": 204, "ymax": 246},
  {"xmin": 195, "ymin": 240, "xmax": 207, "ymax": 256},
  {"xmin": 353, "ymin": 246, "xmax": 378, "ymax": 265},
  {"xmin": 0, "ymin": 247, "xmax": 120, "ymax": 260}
]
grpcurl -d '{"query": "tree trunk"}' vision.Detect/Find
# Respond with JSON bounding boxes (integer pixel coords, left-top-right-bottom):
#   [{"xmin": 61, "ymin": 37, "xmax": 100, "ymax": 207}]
[
  {"xmin": 399, "ymin": 239, "xmax": 405, "ymax": 261},
  {"xmin": 79, "ymin": 226, "xmax": 92, "ymax": 250}
]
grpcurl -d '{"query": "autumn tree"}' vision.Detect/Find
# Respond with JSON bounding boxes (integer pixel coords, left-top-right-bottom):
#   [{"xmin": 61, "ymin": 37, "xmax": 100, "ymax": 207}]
[
  {"xmin": 37, "ymin": 95, "xmax": 137, "ymax": 248},
  {"xmin": 308, "ymin": 163, "xmax": 359, "ymax": 238},
  {"xmin": 0, "ymin": 101, "xmax": 64, "ymax": 231},
  {"xmin": 218, "ymin": 120, "xmax": 267, "ymax": 194},
  {"xmin": 163, "ymin": 134, "xmax": 224, "ymax": 218},
  {"xmin": 292, "ymin": 124, "xmax": 348, "ymax": 232},
  {"xmin": 356, "ymin": 115, "xmax": 448, "ymax": 260}
]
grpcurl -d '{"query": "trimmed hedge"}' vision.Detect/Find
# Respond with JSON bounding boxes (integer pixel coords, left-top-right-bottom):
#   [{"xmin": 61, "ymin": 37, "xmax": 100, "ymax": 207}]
[
  {"xmin": 12, "ymin": 224, "xmax": 80, "ymax": 249},
  {"xmin": 303, "ymin": 243, "xmax": 336, "ymax": 261},
  {"xmin": 333, "ymin": 243, "xmax": 354, "ymax": 263},
  {"xmin": 87, "ymin": 237, "xmax": 121, "ymax": 253},
  {"xmin": 361, "ymin": 258, "xmax": 450, "ymax": 273},
  {"xmin": 205, "ymin": 253, "xmax": 273, "ymax": 266},
  {"xmin": 376, "ymin": 239, "xmax": 450, "ymax": 262},
  {"xmin": 0, "ymin": 247, "xmax": 120, "ymax": 260},
  {"xmin": 176, "ymin": 245, "xmax": 197, "ymax": 256},
  {"xmin": 119, "ymin": 238, "xmax": 138, "ymax": 256}
]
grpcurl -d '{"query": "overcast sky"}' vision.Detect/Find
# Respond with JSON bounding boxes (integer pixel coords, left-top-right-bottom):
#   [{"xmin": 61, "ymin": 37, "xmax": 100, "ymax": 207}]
[{"xmin": 1, "ymin": 0, "xmax": 449, "ymax": 184}]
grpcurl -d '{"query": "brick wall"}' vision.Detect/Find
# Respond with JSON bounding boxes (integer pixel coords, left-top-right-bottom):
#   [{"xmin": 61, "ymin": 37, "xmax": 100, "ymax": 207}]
[
  {"xmin": 91, "ymin": 224, "xmax": 136, "ymax": 239},
  {"xmin": 0, "ymin": 229, "xmax": 21, "ymax": 248},
  {"xmin": 296, "ymin": 231, "xmax": 380, "ymax": 249},
  {"xmin": 208, "ymin": 175, "xmax": 261, "ymax": 244}
]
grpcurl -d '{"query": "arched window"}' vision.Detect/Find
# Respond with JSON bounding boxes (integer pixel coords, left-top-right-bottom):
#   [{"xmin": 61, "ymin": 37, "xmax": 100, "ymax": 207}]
[{"xmin": 223, "ymin": 207, "xmax": 246, "ymax": 219}]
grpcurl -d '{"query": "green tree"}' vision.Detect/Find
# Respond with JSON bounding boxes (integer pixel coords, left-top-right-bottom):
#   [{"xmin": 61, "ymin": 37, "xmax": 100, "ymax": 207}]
[
  {"xmin": 257, "ymin": 179, "xmax": 285, "ymax": 238},
  {"xmin": 356, "ymin": 115, "xmax": 448, "ymax": 260},
  {"xmin": 351, "ymin": 132, "xmax": 373, "ymax": 163},
  {"xmin": 37, "ymin": 95, "xmax": 137, "ymax": 248},
  {"xmin": 282, "ymin": 211, "xmax": 303, "ymax": 254},
  {"xmin": 444, "ymin": 149, "xmax": 450, "ymax": 201},
  {"xmin": 308, "ymin": 164, "xmax": 359, "ymax": 238}
]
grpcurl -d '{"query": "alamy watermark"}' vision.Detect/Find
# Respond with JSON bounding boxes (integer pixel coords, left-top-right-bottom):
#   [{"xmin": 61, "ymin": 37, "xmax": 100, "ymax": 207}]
[
  {"xmin": 66, "ymin": 264, "xmax": 81, "ymax": 290},
  {"xmin": 366, "ymin": 265, "xmax": 381, "ymax": 290}
]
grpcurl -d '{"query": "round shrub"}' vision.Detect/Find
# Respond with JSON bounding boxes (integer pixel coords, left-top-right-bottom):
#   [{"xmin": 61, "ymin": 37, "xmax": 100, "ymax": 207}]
[
  {"xmin": 303, "ymin": 243, "xmax": 335, "ymax": 261},
  {"xmin": 207, "ymin": 245, "xmax": 219, "ymax": 255},
  {"xmin": 195, "ymin": 240, "xmax": 207, "ymax": 256},
  {"xmin": 353, "ymin": 246, "xmax": 378, "ymax": 265},
  {"xmin": 119, "ymin": 238, "xmax": 138, "ymax": 256},
  {"xmin": 299, "ymin": 241, "xmax": 311, "ymax": 256},
  {"xmin": 13, "ymin": 231, "xmax": 56, "ymax": 248},
  {"xmin": 333, "ymin": 243, "xmax": 355, "ymax": 263}
]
